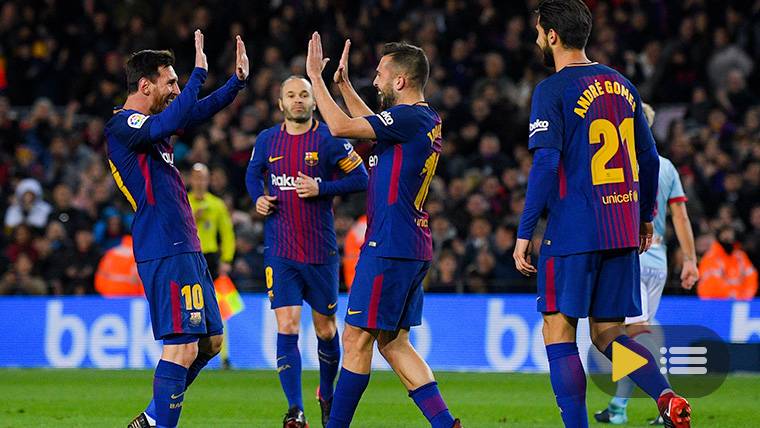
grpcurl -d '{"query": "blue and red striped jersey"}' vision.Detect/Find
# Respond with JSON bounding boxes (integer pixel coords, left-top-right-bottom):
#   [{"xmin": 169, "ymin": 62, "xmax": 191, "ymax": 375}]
[
  {"xmin": 363, "ymin": 103, "xmax": 442, "ymax": 261},
  {"xmin": 105, "ymin": 109, "xmax": 201, "ymax": 262},
  {"xmin": 247, "ymin": 120, "xmax": 367, "ymax": 264},
  {"xmin": 528, "ymin": 63, "xmax": 657, "ymax": 256}
]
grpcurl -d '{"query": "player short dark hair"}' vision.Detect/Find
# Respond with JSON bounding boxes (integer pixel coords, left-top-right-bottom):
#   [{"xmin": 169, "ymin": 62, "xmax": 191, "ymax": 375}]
[
  {"xmin": 381, "ymin": 42, "xmax": 429, "ymax": 89},
  {"xmin": 125, "ymin": 50, "xmax": 175, "ymax": 94},
  {"xmin": 536, "ymin": 0, "xmax": 592, "ymax": 50}
]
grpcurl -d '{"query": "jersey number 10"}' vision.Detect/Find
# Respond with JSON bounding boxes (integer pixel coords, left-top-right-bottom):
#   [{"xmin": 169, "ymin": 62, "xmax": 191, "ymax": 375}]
[
  {"xmin": 180, "ymin": 283, "xmax": 205, "ymax": 310},
  {"xmin": 589, "ymin": 117, "xmax": 639, "ymax": 185}
]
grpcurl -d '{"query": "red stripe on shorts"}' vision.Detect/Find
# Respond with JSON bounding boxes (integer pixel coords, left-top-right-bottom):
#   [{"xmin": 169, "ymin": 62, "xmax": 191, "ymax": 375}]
[
  {"xmin": 170, "ymin": 280, "xmax": 182, "ymax": 333},
  {"xmin": 367, "ymin": 274, "xmax": 384, "ymax": 329}
]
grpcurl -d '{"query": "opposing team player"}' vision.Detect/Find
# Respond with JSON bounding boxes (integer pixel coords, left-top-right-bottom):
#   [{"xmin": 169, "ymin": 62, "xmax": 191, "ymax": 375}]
[
  {"xmin": 595, "ymin": 103, "xmax": 699, "ymax": 425},
  {"xmin": 513, "ymin": 1, "xmax": 691, "ymax": 427},
  {"xmin": 245, "ymin": 75, "xmax": 368, "ymax": 428},
  {"xmin": 106, "ymin": 31, "xmax": 249, "ymax": 428},
  {"xmin": 306, "ymin": 33, "xmax": 461, "ymax": 428}
]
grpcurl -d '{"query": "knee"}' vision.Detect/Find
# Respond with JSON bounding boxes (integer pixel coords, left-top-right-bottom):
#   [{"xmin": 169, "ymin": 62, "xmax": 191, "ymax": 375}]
[
  {"xmin": 277, "ymin": 318, "xmax": 300, "ymax": 335},
  {"xmin": 164, "ymin": 342, "xmax": 199, "ymax": 367},
  {"xmin": 342, "ymin": 327, "xmax": 372, "ymax": 356},
  {"xmin": 314, "ymin": 317, "xmax": 337, "ymax": 341}
]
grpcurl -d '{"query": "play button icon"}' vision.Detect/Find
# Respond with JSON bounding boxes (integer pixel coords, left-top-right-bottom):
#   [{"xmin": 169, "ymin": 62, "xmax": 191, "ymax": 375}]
[{"xmin": 611, "ymin": 341, "xmax": 648, "ymax": 382}]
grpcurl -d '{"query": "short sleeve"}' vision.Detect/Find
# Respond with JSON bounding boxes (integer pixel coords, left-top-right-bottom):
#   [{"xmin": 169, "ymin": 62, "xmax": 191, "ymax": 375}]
[
  {"xmin": 665, "ymin": 159, "xmax": 687, "ymax": 203},
  {"xmin": 363, "ymin": 105, "xmax": 418, "ymax": 143},
  {"xmin": 528, "ymin": 81, "xmax": 564, "ymax": 151},
  {"xmin": 329, "ymin": 137, "xmax": 364, "ymax": 173}
]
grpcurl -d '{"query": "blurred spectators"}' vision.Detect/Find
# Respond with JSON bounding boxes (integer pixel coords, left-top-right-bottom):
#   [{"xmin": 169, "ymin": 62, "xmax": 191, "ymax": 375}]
[
  {"xmin": 697, "ymin": 225, "xmax": 758, "ymax": 300},
  {"xmin": 0, "ymin": 0, "xmax": 758, "ymax": 296}
]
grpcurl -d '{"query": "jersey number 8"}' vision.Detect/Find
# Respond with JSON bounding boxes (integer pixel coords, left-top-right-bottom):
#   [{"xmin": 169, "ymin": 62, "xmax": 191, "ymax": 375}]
[{"xmin": 589, "ymin": 117, "xmax": 639, "ymax": 185}]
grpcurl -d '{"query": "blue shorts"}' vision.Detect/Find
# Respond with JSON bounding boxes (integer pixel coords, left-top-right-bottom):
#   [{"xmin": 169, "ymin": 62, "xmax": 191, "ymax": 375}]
[
  {"xmin": 346, "ymin": 254, "xmax": 430, "ymax": 331},
  {"xmin": 265, "ymin": 256, "xmax": 339, "ymax": 316},
  {"xmin": 537, "ymin": 248, "xmax": 641, "ymax": 319},
  {"xmin": 137, "ymin": 252, "xmax": 224, "ymax": 340}
]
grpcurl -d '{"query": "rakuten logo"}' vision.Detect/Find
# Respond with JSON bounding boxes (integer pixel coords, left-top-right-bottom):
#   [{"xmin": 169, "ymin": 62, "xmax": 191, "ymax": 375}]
[{"xmin": 270, "ymin": 174, "xmax": 321, "ymax": 191}]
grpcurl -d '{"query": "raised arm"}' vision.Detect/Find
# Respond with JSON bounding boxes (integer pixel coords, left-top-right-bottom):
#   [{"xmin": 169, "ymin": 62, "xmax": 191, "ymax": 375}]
[
  {"xmin": 334, "ymin": 39, "xmax": 374, "ymax": 118},
  {"xmin": 185, "ymin": 36, "xmax": 249, "ymax": 129},
  {"xmin": 306, "ymin": 32, "xmax": 376, "ymax": 140}
]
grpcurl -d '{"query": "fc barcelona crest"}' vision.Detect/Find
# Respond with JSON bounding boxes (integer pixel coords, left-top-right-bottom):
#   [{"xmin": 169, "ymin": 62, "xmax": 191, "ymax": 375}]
[{"xmin": 305, "ymin": 152, "xmax": 319, "ymax": 166}]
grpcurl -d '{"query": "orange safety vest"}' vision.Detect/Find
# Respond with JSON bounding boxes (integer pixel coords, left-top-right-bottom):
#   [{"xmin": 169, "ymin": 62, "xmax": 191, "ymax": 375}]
[
  {"xmin": 95, "ymin": 235, "xmax": 144, "ymax": 297},
  {"xmin": 342, "ymin": 215, "xmax": 367, "ymax": 291},
  {"xmin": 697, "ymin": 241, "xmax": 758, "ymax": 300}
]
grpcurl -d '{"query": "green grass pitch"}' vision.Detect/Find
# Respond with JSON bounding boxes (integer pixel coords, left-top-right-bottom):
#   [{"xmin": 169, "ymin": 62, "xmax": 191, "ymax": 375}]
[{"xmin": 0, "ymin": 369, "xmax": 757, "ymax": 427}]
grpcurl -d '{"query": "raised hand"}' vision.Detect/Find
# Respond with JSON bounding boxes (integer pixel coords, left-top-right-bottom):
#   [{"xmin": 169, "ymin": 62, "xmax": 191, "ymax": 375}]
[
  {"xmin": 195, "ymin": 29, "xmax": 208, "ymax": 70},
  {"xmin": 333, "ymin": 39, "xmax": 351, "ymax": 84},
  {"xmin": 235, "ymin": 35, "xmax": 249, "ymax": 80},
  {"xmin": 306, "ymin": 31, "xmax": 330, "ymax": 79}
]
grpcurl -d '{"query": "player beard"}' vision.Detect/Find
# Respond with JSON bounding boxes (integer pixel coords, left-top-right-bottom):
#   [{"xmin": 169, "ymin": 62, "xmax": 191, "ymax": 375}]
[
  {"xmin": 541, "ymin": 44, "xmax": 555, "ymax": 69},
  {"xmin": 378, "ymin": 88, "xmax": 397, "ymax": 111},
  {"xmin": 150, "ymin": 93, "xmax": 175, "ymax": 115},
  {"xmin": 283, "ymin": 106, "xmax": 312, "ymax": 123}
]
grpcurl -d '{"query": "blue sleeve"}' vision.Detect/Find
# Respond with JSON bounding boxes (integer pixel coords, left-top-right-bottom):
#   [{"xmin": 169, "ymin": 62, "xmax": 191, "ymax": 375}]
[
  {"xmin": 245, "ymin": 131, "xmax": 269, "ymax": 202},
  {"xmin": 319, "ymin": 137, "xmax": 368, "ymax": 196},
  {"xmin": 528, "ymin": 81, "xmax": 563, "ymax": 151},
  {"xmin": 185, "ymin": 74, "xmax": 246, "ymax": 129},
  {"xmin": 364, "ymin": 105, "xmax": 417, "ymax": 143},
  {"xmin": 111, "ymin": 68, "xmax": 207, "ymax": 151},
  {"xmin": 517, "ymin": 148, "xmax": 560, "ymax": 240},
  {"xmin": 637, "ymin": 144, "xmax": 659, "ymax": 223}
]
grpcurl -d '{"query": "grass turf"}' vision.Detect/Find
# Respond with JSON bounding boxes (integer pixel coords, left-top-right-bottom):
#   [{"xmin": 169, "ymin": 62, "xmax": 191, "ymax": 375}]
[{"xmin": 0, "ymin": 369, "xmax": 757, "ymax": 427}]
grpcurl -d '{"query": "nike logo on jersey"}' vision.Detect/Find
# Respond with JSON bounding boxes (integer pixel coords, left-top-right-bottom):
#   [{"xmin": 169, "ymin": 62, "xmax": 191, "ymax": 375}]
[
  {"xmin": 173, "ymin": 241, "xmax": 184, "ymax": 246},
  {"xmin": 347, "ymin": 309, "xmax": 362, "ymax": 315},
  {"xmin": 327, "ymin": 302, "xmax": 337, "ymax": 310},
  {"xmin": 170, "ymin": 391, "xmax": 185, "ymax": 399},
  {"xmin": 268, "ymin": 155, "xmax": 285, "ymax": 163}
]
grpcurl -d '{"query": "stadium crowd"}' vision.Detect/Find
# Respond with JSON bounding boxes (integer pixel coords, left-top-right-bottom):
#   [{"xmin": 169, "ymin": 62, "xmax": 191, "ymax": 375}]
[{"xmin": 0, "ymin": 0, "xmax": 758, "ymax": 296}]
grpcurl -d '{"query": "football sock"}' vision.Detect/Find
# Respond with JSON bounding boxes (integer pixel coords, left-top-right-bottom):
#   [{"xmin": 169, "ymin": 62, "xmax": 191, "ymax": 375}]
[
  {"xmin": 546, "ymin": 342, "xmax": 588, "ymax": 428},
  {"xmin": 327, "ymin": 368, "xmax": 370, "ymax": 428},
  {"xmin": 153, "ymin": 359, "xmax": 188, "ymax": 428},
  {"xmin": 185, "ymin": 351, "xmax": 213, "ymax": 389},
  {"xmin": 277, "ymin": 333, "xmax": 303, "ymax": 410},
  {"xmin": 317, "ymin": 332, "xmax": 341, "ymax": 401},
  {"xmin": 603, "ymin": 335, "xmax": 670, "ymax": 401},
  {"xmin": 409, "ymin": 381, "xmax": 455, "ymax": 428},
  {"xmin": 144, "ymin": 351, "xmax": 214, "ymax": 419}
]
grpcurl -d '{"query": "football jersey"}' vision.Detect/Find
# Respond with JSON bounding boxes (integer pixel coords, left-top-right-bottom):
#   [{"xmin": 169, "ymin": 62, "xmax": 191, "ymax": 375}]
[
  {"xmin": 528, "ymin": 63, "xmax": 656, "ymax": 256},
  {"xmin": 105, "ymin": 109, "xmax": 201, "ymax": 262},
  {"xmin": 363, "ymin": 103, "xmax": 442, "ymax": 261},
  {"xmin": 248, "ymin": 120, "xmax": 364, "ymax": 264},
  {"xmin": 640, "ymin": 156, "xmax": 687, "ymax": 270}
]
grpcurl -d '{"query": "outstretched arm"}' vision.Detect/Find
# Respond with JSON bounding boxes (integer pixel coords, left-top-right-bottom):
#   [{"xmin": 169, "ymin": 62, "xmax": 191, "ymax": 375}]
[
  {"xmin": 307, "ymin": 32, "xmax": 376, "ymax": 139},
  {"xmin": 334, "ymin": 39, "xmax": 374, "ymax": 118}
]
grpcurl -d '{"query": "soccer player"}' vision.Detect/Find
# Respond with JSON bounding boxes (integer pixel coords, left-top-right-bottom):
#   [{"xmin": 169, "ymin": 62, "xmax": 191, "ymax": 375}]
[
  {"xmin": 305, "ymin": 33, "xmax": 461, "ymax": 428},
  {"xmin": 594, "ymin": 104, "xmax": 699, "ymax": 425},
  {"xmin": 513, "ymin": 1, "xmax": 691, "ymax": 427},
  {"xmin": 105, "ymin": 30, "xmax": 249, "ymax": 428},
  {"xmin": 245, "ymin": 75, "xmax": 369, "ymax": 428}
]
